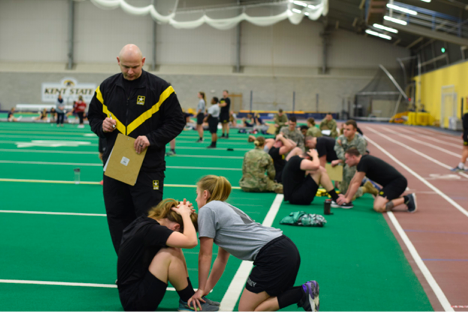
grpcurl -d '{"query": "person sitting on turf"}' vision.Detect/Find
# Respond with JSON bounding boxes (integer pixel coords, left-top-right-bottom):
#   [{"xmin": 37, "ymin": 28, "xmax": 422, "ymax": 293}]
[
  {"xmin": 282, "ymin": 149, "xmax": 341, "ymax": 205},
  {"xmin": 253, "ymin": 113, "xmax": 264, "ymax": 126},
  {"xmin": 7, "ymin": 108, "xmax": 20, "ymax": 122},
  {"xmin": 319, "ymin": 113, "xmax": 338, "ymax": 138},
  {"xmin": 230, "ymin": 110, "xmax": 237, "ymax": 128},
  {"xmin": 265, "ymin": 132, "xmax": 296, "ymax": 183},
  {"xmin": 273, "ymin": 109, "xmax": 288, "ymax": 135},
  {"xmin": 299, "ymin": 125, "xmax": 309, "ymax": 137},
  {"xmin": 280, "ymin": 116, "xmax": 305, "ymax": 151},
  {"xmin": 186, "ymin": 175, "xmax": 320, "ymax": 312},
  {"xmin": 34, "ymin": 108, "xmax": 48, "ymax": 121},
  {"xmin": 242, "ymin": 114, "xmax": 254, "ymax": 127},
  {"xmin": 49, "ymin": 107, "xmax": 57, "ymax": 122},
  {"xmin": 337, "ymin": 147, "xmax": 417, "ymax": 213},
  {"xmin": 304, "ymin": 136, "xmax": 338, "ymax": 167},
  {"xmin": 240, "ymin": 136, "xmax": 283, "ymax": 193},
  {"xmin": 306, "ymin": 118, "xmax": 322, "ymax": 137},
  {"xmin": 116, "ymin": 198, "xmax": 219, "ymax": 311}
]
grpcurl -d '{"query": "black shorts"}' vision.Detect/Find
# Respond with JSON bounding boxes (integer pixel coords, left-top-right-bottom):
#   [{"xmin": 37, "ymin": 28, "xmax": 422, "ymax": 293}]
[
  {"xmin": 463, "ymin": 132, "xmax": 468, "ymax": 145},
  {"xmin": 219, "ymin": 113, "xmax": 230, "ymax": 124},
  {"xmin": 119, "ymin": 270, "xmax": 167, "ymax": 311},
  {"xmin": 288, "ymin": 175, "xmax": 319, "ymax": 205},
  {"xmin": 246, "ymin": 235, "xmax": 300, "ymax": 297},
  {"xmin": 196, "ymin": 113, "xmax": 205, "ymax": 125},
  {"xmin": 245, "ymin": 121, "xmax": 253, "ymax": 127},
  {"xmin": 379, "ymin": 177, "xmax": 407, "ymax": 201},
  {"xmin": 98, "ymin": 137, "xmax": 107, "ymax": 154},
  {"xmin": 208, "ymin": 117, "xmax": 218, "ymax": 134}
]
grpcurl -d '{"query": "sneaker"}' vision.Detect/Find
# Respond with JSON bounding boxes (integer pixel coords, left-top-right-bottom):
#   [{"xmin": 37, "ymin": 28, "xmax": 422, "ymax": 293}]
[
  {"xmin": 202, "ymin": 297, "xmax": 220, "ymax": 306},
  {"xmin": 207, "ymin": 145, "xmax": 216, "ymax": 149},
  {"xmin": 297, "ymin": 280, "xmax": 320, "ymax": 312},
  {"xmin": 178, "ymin": 298, "xmax": 219, "ymax": 311},
  {"xmin": 166, "ymin": 151, "xmax": 176, "ymax": 156},
  {"xmin": 406, "ymin": 193, "xmax": 417, "ymax": 213},
  {"xmin": 331, "ymin": 201, "xmax": 353, "ymax": 209},
  {"xmin": 450, "ymin": 165, "xmax": 465, "ymax": 172},
  {"xmin": 196, "ymin": 138, "xmax": 203, "ymax": 143}
]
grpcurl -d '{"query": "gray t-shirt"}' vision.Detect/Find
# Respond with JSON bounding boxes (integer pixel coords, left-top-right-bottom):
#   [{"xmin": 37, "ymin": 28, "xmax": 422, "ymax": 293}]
[
  {"xmin": 207, "ymin": 104, "xmax": 220, "ymax": 118},
  {"xmin": 197, "ymin": 99, "xmax": 205, "ymax": 114},
  {"xmin": 198, "ymin": 200, "xmax": 282, "ymax": 261},
  {"xmin": 56, "ymin": 98, "xmax": 65, "ymax": 113}
]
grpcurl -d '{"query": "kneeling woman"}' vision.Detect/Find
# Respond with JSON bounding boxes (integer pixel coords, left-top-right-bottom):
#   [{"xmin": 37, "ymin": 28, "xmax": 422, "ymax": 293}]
[
  {"xmin": 117, "ymin": 198, "xmax": 219, "ymax": 311},
  {"xmin": 185, "ymin": 175, "xmax": 320, "ymax": 312}
]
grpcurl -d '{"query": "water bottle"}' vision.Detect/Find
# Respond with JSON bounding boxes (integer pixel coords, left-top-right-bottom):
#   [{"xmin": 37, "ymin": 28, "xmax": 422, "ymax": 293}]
[{"xmin": 74, "ymin": 168, "xmax": 81, "ymax": 184}]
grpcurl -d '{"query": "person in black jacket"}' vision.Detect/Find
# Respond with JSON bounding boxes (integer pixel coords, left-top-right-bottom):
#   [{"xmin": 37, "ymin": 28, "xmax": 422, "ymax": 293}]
[
  {"xmin": 451, "ymin": 111, "xmax": 468, "ymax": 172},
  {"xmin": 88, "ymin": 44, "xmax": 185, "ymax": 253}
]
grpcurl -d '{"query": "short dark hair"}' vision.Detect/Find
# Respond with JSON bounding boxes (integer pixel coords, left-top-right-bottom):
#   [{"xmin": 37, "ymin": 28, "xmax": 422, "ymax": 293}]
[
  {"xmin": 289, "ymin": 116, "xmax": 297, "ymax": 123},
  {"xmin": 345, "ymin": 147, "xmax": 361, "ymax": 157},
  {"xmin": 212, "ymin": 96, "xmax": 219, "ymax": 103},
  {"xmin": 345, "ymin": 119, "xmax": 358, "ymax": 130},
  {"xmin": 279, "ymin": 109, "xmax": 283, "ymax": 113},
  {"xmin": 300, "ymin": 125, "xmax": 308, "ymax": 131}
]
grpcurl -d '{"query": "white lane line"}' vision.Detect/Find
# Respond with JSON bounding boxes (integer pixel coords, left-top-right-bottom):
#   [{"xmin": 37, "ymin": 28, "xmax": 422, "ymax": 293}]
[
  {"xmin": 0, "ymin": 279, "xmax": 178, "ymax": 291},
  {"xmin": 0, "ymin": 160, "xmax": 241, "ymax": 171},
  {"xmin": 386, "ymin": 212, "xmax": 454, "ymax": 312},
  {"xmin": 0, "ymin": 210, "xmax": 106, "ymax": 217},
  {"xmin": 0, "ymin": 178, "xmax": 242, "ymax": 189},
  {"xmin": 392, "ymin": 128, "xmax": 462, "ymax": 149},
  {"xmin": 383, "ymin": 127, "xmax": 461, "ymax": 158},
  {"xmin": 0, "ymin": 149, "xmax": 244, "ymax": 159},
  {"xmin": 220, "ymin": 194, "xmax": 284, "ymax": 311},
  {"xmin": 364, "ymin": 135, "xmax": 456, "ymax": 311},
  {"xmin": 367, "ymin": 127, "xmax": 468, "ymax": 179},
  {"xmin": 408, "ymin": 127, "xmax": 462, "ymax": 143}
]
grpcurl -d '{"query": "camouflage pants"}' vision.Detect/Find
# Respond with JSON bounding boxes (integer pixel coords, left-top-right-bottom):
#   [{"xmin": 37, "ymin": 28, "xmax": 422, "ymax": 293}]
[
  {"xmin": 241, "ymin": 179, "xmax": 283, "ymax": 193},
  {"xmin": 339, "ymin": 164, "xmax": 363, "ymax": 198}
]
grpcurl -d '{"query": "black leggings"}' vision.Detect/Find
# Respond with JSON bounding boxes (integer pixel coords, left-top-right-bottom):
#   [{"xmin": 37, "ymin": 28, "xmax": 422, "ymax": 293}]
[
  {"xmin": 77, "ymin": 112, "xmax": 84, "ymax": 124},
  {"xmin": 56, "ymin": 112, "xmax": 64, "ymax": 125}
]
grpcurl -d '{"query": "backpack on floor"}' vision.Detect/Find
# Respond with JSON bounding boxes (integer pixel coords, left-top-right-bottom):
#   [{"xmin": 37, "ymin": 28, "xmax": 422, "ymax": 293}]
[{"xmin": 280, "ymin": 211, "xmax": 327, "ymax": 227}]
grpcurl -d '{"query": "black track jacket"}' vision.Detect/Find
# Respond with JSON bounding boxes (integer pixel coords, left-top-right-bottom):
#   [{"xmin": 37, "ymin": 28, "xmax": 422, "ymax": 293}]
[{"xmin": 88, "ymin": 71, "xmax": 185, "ymax": 172}]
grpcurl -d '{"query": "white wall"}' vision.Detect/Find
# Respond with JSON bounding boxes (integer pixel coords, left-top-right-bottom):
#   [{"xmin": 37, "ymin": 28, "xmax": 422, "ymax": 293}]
[{"xmin": 0, "ymin": 0, "xmax": 409, "ymax": 69}]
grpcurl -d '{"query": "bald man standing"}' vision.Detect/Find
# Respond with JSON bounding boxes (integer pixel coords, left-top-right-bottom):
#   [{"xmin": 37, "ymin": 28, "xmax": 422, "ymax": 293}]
[{"xmin": 88, "ymin": 44, "xmax": 185, "ymax": 253}]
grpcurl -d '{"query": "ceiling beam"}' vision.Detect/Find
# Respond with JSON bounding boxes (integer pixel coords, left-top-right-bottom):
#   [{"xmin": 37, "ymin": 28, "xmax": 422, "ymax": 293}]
[{"xmin": 384, "ymin": 20, "xmax": 468, "ymax": 47}]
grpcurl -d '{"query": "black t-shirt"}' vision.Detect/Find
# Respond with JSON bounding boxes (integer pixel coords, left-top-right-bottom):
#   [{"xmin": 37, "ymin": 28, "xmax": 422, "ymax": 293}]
[
  {"xmin": 268, "ymin": 147, "xmax": 286, "ymax": 183},
  {"xmin": 220, "ymin": 97, "xmax": 230, "ymax": 115},
  {"xmin": 282, "ymin": 156, "xmax": 306, "ymax": 201},
  {"xmin": 117, "ymin": 216, "xmax": 174, "ymax": 288},
  {"xmin": 7, "ymin": 110, "xmax": 13, "ymax": 118},
  {"xmin": 356, "ymin": 155, "xmax": 404, "ymax": 187},
  {"xmin": 463, "ymin": 113, "xmax": 468, "ymax": 132},
  {"xmin": 316, "ymin": 137, "xmax": 338, "ymax": 163}
]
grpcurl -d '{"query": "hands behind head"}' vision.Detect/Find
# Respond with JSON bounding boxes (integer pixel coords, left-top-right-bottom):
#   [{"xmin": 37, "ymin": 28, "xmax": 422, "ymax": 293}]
[
  {"xmin": 307, "ymin": 149, "xmax": 318, "ymax": 159},
  {"xmin": 174, "ymin": 199, "xmax": 195, "ymax": 216}
]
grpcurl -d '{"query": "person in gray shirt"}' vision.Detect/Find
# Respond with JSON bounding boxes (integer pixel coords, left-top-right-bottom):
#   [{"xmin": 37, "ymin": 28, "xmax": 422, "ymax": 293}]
[
  {"xmin": 196, "ymin": 92, "xmax": 206, "ymax": 143},
  {"xmin": 182, "ymin": 175, "xmax": 320, "ymax": 312},
  {"xmin": 56, "ymin": 93, "xmax": 65, "ymax": 127}
]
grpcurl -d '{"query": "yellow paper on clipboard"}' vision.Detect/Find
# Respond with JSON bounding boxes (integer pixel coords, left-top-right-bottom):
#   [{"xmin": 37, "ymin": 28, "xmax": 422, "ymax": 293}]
[
  {"xmin": 104, "ymin": 133, "xmax": 147, "ymax": 186},
  {"xmin": 325, "ymin": 163, "xmax": 343, "ymax": 181},
  {"xmin": 266, "ymin": 123, "xmax": 277, "ymax": 135}
]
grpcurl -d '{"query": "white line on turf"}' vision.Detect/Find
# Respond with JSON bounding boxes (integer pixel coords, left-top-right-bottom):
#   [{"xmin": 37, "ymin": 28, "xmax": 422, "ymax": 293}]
[
  {"xmin": 365, "ymin": 133, "xmax": 462, "ymax": 311},
  {"xmin": 220, "ymin": 194, "xmax": 284, "ymax": 311},
  {"xmin": 387, "ymin": 212, "xmax": 454, "ymax": 312},
  {"xmin": 367, "ymin": 127, "xmax": 468, "ymax": 180},
  {"xmin": 0, "ymin": 160, "xmax": 241, "ymax": 170},
  {"xmin": 383, "ymin": 127, "xmax": 461, "ymax": 158},
  {"xmin": 0, "ymin": 178, "xmax": 241, "ymax": 189},
  {"xmin": 0, "ymin": 279, "xmax": 178, "ymax": 291},
  {"xmin": 0, "ymin": 210, "xmax": 107, "ymax": 217}
]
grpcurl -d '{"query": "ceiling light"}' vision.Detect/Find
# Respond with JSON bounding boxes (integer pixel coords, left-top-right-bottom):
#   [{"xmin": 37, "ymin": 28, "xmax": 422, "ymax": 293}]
[
  {"xmin": 304, "ymin": 12, "xmax": 310, "ymax": 16},
  {"xmin": 293, "ymin": 1, "xmax": 308, "ymax": 7},
  {"xmin": 386, "ymin": 4, "xmax": 418, "ymax": 15},
  {"xmin": 373, "ymin": 23, "xmax": 398, "ymax": 33},
  {"xmin": 366, "ymin": 29, "xmax": 392, "ymax": 40},
  {"xmin": 308, "ymin": 4, "xmax": 318, "ymax": 9},
  {"xmin": 420, "ymin": 0, "xmax": 431, "ymax": 2},
  {"xmin": 384, "ymin": 15, "xmax": 408, "ymax": 25},
  {"xmin": 291, "ymin": 8, "xmax": 302, "ymax": 13}
]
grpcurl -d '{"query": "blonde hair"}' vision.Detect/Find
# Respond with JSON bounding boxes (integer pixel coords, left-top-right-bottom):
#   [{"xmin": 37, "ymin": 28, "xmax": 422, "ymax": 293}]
[
  {"xmin": 254, "ymin": 136, "xmax": 265, "ymax": 147},
  {"xmin": 197, "ymin": 175, "xmax": 231, "ymax": 204},
  {"xmin": 148, "ymin": 198, "xmax": 198, "ymax": 232}
]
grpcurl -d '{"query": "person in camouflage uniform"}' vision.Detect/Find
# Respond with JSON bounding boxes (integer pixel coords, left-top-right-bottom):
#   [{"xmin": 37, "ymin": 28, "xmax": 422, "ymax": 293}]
[
  {"xmin": 240, "ymin": 136, "xmax": 283, "ymax": 193},
  {"xmin": 306, "ymin": 117, "xmax": 322, "ymax": 138},
  {"xmin": 273, "ymin": 109, "xmax": 288, "ymax": 135},
  {"xmin": 332, "ymin": 120, "xmax": 377, "ymax": 204},
  {"xmin": 280, "ymin": 115, "xmax": 305, "ymax": 151},
  {"xmin": 320, "ymin": 113, "xmax": 338, "ymax": 138}
]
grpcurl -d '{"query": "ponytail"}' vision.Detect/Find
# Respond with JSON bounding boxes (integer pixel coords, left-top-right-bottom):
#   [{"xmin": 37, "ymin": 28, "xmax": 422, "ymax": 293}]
[
  {"xmin": 254, "ymin": 136, "xmax": 265, "ymax": 148},
  {"xmin": 197, "ymin": 175, "xmax": 231, "ymax": 203},
  {"xmin": 148, "ymin": 198, "xmax": 198, "ymax": 232}
]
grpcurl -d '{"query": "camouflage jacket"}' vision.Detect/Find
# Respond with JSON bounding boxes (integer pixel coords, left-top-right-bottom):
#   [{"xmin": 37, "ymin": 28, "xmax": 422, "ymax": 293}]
[
  {"xmin": 320, "ymin": 119, "xmax": 338, "ymax": 137},
  {"xmin": 280, "ymin": 126, "xmax": 305, "ymax": 150},
  {"xmin": 306, "ymin": 126, "xmax": 322, "ymax": 138},
  {"xmin": 274, "ymin": 114, "xmax": 288, "ymax": 127},
  {"xmin": 334, "ymin": 134, "xmax": 367, "ymax": 160},
  {"xmin": 239, "ymin": 148, "xmax": 275, "ymax": 188}
]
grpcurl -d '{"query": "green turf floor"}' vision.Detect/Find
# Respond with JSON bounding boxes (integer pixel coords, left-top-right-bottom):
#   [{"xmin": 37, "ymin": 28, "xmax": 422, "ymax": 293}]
[{"xmin": 0, "ymin": 122, "xmax": 433, "ymax": 311}]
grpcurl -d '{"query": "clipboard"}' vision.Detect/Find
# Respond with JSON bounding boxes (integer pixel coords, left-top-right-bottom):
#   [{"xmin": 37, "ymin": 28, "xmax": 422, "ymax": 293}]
[
  {"xmin": 325, "ymin": 163, "xmax": 343, "ymax": 181},
  {"xmin": 104, "ymin": 133, "xmax": 147, "ymax": 186},
  {"xmin": 266, "ymin": 123, "xmax": 277, "ymax": 135}
]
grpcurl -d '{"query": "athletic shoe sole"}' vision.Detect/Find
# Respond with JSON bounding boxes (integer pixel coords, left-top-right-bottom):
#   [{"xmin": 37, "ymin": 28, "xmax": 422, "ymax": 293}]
[
  {"xmin": 408, "ymin": 193, "xmax": 417, "ymax": 213},
  {"xmin": 302, "ymin": 281, "xmax": 320, "ymax": 312}
]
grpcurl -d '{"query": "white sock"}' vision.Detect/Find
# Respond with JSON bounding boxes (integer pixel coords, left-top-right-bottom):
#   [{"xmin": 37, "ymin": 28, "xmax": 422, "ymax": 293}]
[{"xmin": 459, "ymin": 162, "xmax": 465, "ymax": 169}]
